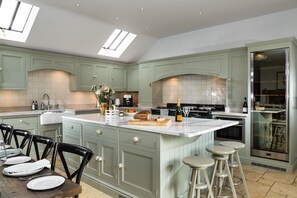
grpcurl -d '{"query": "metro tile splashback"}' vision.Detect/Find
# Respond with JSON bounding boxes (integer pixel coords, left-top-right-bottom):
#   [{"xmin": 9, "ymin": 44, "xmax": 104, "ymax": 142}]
[
  {"xmin": 0, "ymin": 70, "xmax": 95, "ymax": 107},
  {"xmin": 162, "ymin": 74, "xmax": 226, "ymax": 104}
]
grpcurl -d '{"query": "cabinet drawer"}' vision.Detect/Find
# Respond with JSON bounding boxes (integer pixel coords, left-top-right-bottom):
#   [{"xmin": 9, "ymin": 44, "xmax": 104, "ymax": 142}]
[
  {"xmin": 3, "ymin": 116, "xmax": 38, "ymax": 127},
  {"xmin": 84, "ymin": 124, "xmax": 117, "ymax": 141},
  {"xmin": 64, "ymin": 121, "xmax": 81, "ymax": 135},
  {"xmin": 119, "ymin": 130, "xmax": 158, "ymax": 149}
]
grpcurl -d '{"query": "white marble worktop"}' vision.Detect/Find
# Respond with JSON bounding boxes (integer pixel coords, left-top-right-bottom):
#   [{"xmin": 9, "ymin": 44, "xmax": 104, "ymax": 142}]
[{"xmin": 62, "ymin": 113, "xmax": 239, "ymax": 137}]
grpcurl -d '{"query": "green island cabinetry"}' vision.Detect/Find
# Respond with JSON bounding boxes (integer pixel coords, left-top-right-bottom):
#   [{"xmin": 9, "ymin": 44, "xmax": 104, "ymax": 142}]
[
  {"xmin": 0, "ymin": 50, "xmax": 26, "ymax": 89},
  {"xmin": 39, "ymin": 124, "xmax": 63, "ymax": 143},
  {"xmin": 62, "ymin": 117, "xmax": 214, "ymax": 198}
]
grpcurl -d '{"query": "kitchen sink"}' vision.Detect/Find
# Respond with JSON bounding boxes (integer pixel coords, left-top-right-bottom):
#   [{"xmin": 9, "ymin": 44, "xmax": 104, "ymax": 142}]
[{"xmin": 40, "ymin": 110, "xmax": 75, "ymax": 125}]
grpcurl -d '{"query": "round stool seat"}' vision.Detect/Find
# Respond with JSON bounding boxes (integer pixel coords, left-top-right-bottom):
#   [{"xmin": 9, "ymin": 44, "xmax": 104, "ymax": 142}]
[
  {"xmin": 183, "ymin": 156, "xmax": 214, "ymax": 169},
  {"xmin": 219, "ymin": 141, "xmax": 245, "ymax": 150},
  {"xmin": 212, "ymin": 154, "xmax": 229, "ymax": 161},
  {"xmin": 206, "ymin": 145, "xmax": 235, "ymax": 155}
]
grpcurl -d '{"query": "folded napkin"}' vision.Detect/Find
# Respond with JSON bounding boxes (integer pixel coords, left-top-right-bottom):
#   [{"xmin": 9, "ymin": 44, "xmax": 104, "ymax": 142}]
[
  {"xmin": 3, "ymin": 159, "xmax": 50, "ymax": 175},
  {"xmin": 0, "ymin": 148, "xmax": 22, "ymax": 158}
]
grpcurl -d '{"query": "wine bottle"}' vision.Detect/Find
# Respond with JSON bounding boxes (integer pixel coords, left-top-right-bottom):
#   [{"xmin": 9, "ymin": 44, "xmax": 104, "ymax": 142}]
[
  {"xmin": 175, "ymin": 97, "xmax": 183, "ymax": 122},
  {"xmin": 242, "ymin": 97, "xmax": 248, "ymax": 114}
]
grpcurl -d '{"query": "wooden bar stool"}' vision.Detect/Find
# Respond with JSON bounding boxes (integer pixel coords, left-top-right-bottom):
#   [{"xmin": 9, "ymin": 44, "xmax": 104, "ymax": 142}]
[
  {"xmin": 183, "ymin": 156, "xmax": 215, "ymax": 198},
  {"xmin": 206, "ymin": 145, "xmax": 237, "ymax": 198},
  {"xmin": 219, "ymin": 141, "xmax": 250, "ymax": 198}
]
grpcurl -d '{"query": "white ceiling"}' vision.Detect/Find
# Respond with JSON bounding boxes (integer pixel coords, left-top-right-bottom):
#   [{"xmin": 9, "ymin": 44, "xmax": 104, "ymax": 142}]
[{"xmin": 1, "ymin": 0, "xmax": 297, "ymax": 63}]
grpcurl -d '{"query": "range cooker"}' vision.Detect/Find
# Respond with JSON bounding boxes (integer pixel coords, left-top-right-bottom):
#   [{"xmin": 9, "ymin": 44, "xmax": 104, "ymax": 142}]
[
  {"xmin": 151, "ymin": 103, "xmax": 245, "ymax": 143},
  {"xmin": 151, "ymin": 103, "xmax": 225, "ymax": 119}
]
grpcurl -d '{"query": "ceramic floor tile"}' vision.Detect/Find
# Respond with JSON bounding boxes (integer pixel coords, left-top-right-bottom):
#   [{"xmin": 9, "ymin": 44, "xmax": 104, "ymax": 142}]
[
  {"xmin": 242, "ymin": 164, "xmax": 268, "ymax": 175},
  {"xmin": 243, "ymin": 169, "xmax": 263, "ymax": 182},
  {"xmin": 270, "ymin": 182, "xmax": 297, "ymax": 197},
  {"xmin": 264, "ymin": 191, "xmax": 286, "ymax": 198},
  {"xmin": 258, "ymin": 178, "xmax": 275, "ymax": 186},
  {"xmin": 246, "ymin": 180, "xmax": 271, "ymax": 197},
  {"xmin": 263, "ymin": 170, "xmax": 295, "ymax": 184}
]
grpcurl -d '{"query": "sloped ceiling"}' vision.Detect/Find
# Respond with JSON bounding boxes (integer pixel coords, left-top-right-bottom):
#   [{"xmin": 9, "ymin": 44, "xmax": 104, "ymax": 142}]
[{"xmin": 1, "ymin": 0, "xmax": 297, "ymax": 63}]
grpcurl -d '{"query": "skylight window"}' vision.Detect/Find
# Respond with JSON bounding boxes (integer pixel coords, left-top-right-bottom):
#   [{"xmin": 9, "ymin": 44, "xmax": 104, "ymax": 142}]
[
  {"xmin": 0, "ymin": 0, "xmax": 39, "ymax": 42},
  {"xmin": 98, "ymin": 29, "xmax": 137, "ymax": 58}
]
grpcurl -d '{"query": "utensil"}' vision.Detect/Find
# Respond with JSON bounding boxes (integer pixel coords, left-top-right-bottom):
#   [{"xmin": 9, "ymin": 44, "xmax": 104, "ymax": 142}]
[{"xmin": 19, "ymin": 172, "xmax": 52, "ymax": 181}]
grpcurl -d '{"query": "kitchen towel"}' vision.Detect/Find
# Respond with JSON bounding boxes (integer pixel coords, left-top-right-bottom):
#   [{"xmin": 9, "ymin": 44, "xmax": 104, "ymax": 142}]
[
  {"xmin": 3, "ymin": 159, "xmax": 51, "ymax": 174},
  {"xmin": 0, "ymin": 148, "xmax": 22, "ymax": 158}
]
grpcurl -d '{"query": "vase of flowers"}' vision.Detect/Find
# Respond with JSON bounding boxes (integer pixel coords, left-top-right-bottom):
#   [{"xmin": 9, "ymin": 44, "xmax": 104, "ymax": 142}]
[{"xmin": 91, "ymin": 84, "xmax": 115, "ymax": 114}]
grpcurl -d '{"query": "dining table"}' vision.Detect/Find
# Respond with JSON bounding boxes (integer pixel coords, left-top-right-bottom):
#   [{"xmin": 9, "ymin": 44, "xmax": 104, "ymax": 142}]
[{"xmin": 0, "ymin": 158, "xmax": 82, "ymax": 198}]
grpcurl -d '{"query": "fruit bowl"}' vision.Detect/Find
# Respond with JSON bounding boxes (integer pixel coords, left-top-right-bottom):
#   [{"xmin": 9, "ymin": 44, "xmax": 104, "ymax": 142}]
[{"xmin": 124, "ymin": 112, "xmax": 137, "ymax": 116}]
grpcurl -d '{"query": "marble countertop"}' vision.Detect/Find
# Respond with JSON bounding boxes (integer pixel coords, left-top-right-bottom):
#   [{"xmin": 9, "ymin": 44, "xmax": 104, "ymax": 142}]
[{"xmin": 62, "ymin": 114, "xmax": 239, "ymax": 137}]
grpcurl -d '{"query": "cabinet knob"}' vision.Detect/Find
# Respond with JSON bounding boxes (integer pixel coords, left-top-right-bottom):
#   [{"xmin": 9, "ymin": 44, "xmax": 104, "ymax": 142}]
[
  {"xmin": 118, "ymin": 163, "xmax": 123, "ymax": 168},
  {"xmin": 0, "ymin": 67, "xmax": 2, "ymax": 71},
  {"xmin": 93, "ymin": 74, "xmax": 97, "ymax": 78},
  {"xmin": 96, "ymin": 129, "xmax": 102, "ymax": 135},
  {"xmin": 70, "ymin": 125, "xmax": 74, "ymax": 129},
  {"xmin": 132, "ymin": 136, "xmax": 139, "ymax": 143},
  {"xmin": 95, "ymin": 156, "xmax": 103, "ymax": 162},
  {"xmin": 19, "ymin": 120, "xmax": 23, "ymax": 123}
]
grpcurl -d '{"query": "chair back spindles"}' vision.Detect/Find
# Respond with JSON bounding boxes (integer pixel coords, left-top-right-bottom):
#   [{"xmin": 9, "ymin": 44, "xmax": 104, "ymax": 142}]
[
  {"xmin": 0, "ymin": 123, "xmax": 14, "ymax": 144},
  {"xmin": 11, "ymin": 129, "xmax": 31, "ymax": 149},
  {"xmin": 51, "ymin": 142, "xmax": 93, "ymax": 198},
  {"xmin": 26, "ymin": 135, "xmax": 54, "ymax": 160}
]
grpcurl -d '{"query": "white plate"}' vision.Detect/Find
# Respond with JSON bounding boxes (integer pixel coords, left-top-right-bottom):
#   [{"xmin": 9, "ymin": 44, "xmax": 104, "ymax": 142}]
[
  {"xmin": 4, "ymin": 156, "xmax": 31, "ymax": 165},
  {"xmin": 27, "ymin": 175, "xmax": 65, "ymax": 191},
  {"xmin": 0, "ymin": 145, "xmax": 11, "ymax": 150},
  {"xmin": 2, "ymin": 163, "xmax": 44, "ymax": 177}
]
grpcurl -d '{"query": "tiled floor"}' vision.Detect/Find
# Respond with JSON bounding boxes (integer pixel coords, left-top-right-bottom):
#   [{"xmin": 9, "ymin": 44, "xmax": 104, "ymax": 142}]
[{"xmin": 74, "ymin": 164, "xmax": 297, "ymax": 198}]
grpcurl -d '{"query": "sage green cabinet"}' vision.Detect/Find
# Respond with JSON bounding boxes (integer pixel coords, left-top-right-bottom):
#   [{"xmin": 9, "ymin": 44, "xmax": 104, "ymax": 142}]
[
  {"xmin": 83, "ymin": 124, "xmax": 118, "ymax": 186},
  {"xmin": 28, "ymin": 53, "xmax": 75, "ymax": 74},
  {"xmin": 118, "ymin": 129, "xmax": 158, "ymax": 198},
  {"xmin": 71, "ymin": 61, "xmax": 110, "ymax": 91},
  {"xmin": 63, "ymin": 120, "xmax": 82, "ymax": 168},
  {"xmin": 227, "ymin": 50, "xmax": 248, "ymax": 108},
  {"xmin": 0, "ymin": 51, "xmax": 26, "ymax": 89},
  {"xmin": 139, "ymin": 63, "xmax": 154, "ymax": 106},
  {"xmin": 127, "ymin": 64, "xmax": 139, "ymax": 91},
  {"xmin": 39, "ymin": 124, "xmax": 62, "ymax": 143},
  {"xmin": 111, "ymin": 65, "xmax": 127, "ymax": 91},
  {"xmin": 2, "ymin": 116, "xmax": 38, "ymax": 134}
]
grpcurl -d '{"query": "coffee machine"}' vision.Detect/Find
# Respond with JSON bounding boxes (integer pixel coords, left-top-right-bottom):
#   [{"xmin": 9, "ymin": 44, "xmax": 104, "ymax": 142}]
[{"xmin": 123, "ymin": 94, "xmax": 133, "ymax": 106}]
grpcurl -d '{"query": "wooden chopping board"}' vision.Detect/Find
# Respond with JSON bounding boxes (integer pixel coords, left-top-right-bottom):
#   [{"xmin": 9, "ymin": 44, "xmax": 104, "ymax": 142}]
[{"xmin": 128, "ymin": 118, "xmax": 171, "ymax": 126}]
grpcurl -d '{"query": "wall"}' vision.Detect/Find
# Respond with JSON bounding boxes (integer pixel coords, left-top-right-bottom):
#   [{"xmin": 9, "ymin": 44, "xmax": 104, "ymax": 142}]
[
  {"xmin": 160, "ymin": 74, "xmax": 226, "ymax": 105},
  {"xmin": 0, "ymin": 70, "xmax": 96, "ymax": 108},
  {"xmin": 140, "ymin": 8, "xmax": 297, "ymax": 62}
]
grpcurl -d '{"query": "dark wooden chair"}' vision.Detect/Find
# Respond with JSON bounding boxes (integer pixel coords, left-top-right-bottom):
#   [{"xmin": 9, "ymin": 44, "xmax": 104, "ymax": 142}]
[
  {"xmin": 26, "ymin": 135, "xmax": 54, "ymax": 160},
  {"xmin": 11, "ymin": 129, "xmax": 32, "ymax": 149},
  {"xmin": 0, "ymin": 123, "xmax": 14, "ymax": 144},
  {"xmin": 51, "ymin": 142, "xmax": 94, "ymax": 198}
]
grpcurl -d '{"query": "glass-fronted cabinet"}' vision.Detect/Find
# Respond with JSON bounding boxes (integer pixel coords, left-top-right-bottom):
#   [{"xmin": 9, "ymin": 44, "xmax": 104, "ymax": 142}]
[{"xmin": 251, "ymin": 48, "xmax": 289, "ymax": 161}]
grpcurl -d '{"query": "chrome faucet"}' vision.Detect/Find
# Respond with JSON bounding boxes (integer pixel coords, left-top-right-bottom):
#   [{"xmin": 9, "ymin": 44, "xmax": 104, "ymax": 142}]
[{"xmin": 43, "ymin": 94, "xmax": 50, "ymax": 110}]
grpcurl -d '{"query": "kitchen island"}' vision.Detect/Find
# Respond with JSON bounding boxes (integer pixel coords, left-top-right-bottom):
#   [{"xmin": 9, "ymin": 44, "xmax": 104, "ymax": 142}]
[{"xmin": 62, "ymin": 114, "xmax": 238, "ymax": 198}]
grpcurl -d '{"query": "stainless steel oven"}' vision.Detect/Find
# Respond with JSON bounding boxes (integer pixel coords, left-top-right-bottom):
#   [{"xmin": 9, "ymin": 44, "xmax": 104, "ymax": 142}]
[{"xmin": 214, "ymin": 116, "xmax": 245, "ymax": 143}]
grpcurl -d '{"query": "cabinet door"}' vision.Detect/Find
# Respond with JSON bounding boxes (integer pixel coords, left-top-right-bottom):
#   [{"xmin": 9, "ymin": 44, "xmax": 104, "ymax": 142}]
[
  {"xmin": 63, "ymin": 121, "xmax": 82, "ymax": 169},
  {"xmin": 139, "ymin": 63, "xmax": 154, "ymax": 106},
  {"xmin": 93, "ymin": 63, "xmax": 110, "ymax": 85},
  {"xmin": 119, "ymin": 146, "xmax": 157, "ymax": 198},
  {"xmin": 127, "ymin": 65, "xmax": 139, "ymax": 91},
  {"xmin": 112, "ymin": 66, "xmax": 126, "ymax": 91},
  {"xmin": 0, "ymin": 51, "xmax": 26, "ymax": 89},
  {"xmin": 83, "ymin": 124, "xmax": 118, "ymax": 185},
  {"xmin": 228, "ymin": 51, "xmax": 247, "ymax": 108},
  {"xmin": 40, "ymin": 124, "xmax": 62, "ymax": 143},
  {"xmin": 76, "ymin": 62, "xmax": 94, "ymax": 90}
]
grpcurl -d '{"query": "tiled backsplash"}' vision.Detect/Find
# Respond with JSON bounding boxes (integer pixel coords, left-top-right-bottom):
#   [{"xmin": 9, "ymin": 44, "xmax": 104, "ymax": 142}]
[
  {"xmin": 0, "ymin": 70, "xmax": 95, "ymax": 108},
  {"xmin": 162, "ymin": 74, "xmax": 226, "ymax": 104}
]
